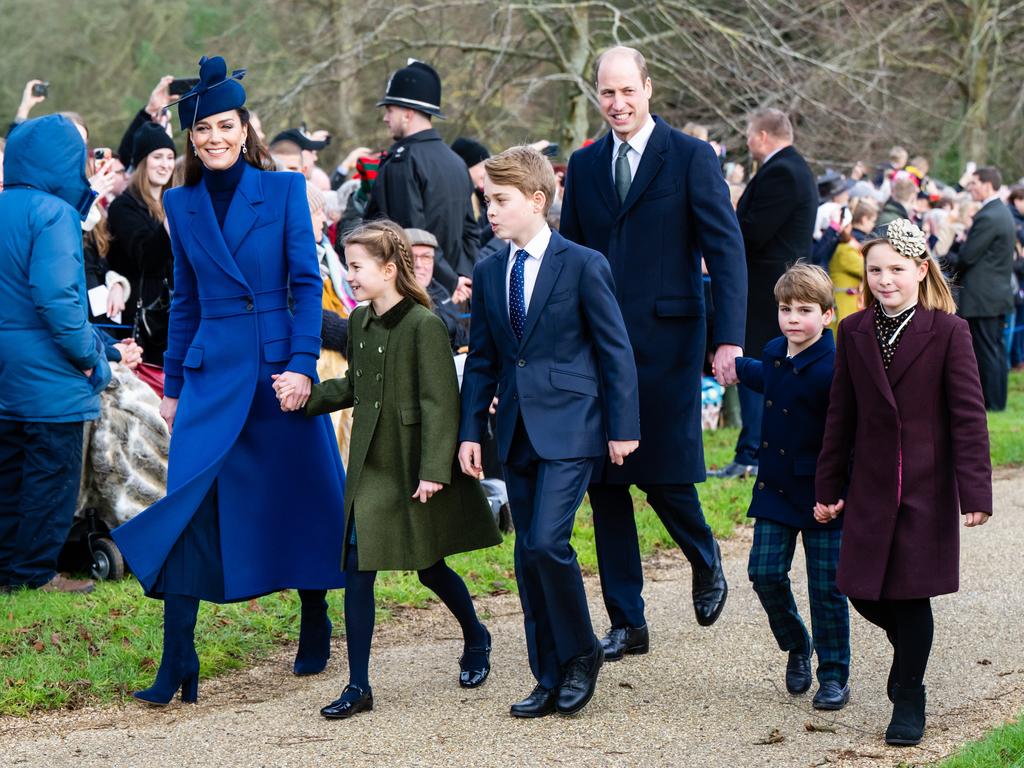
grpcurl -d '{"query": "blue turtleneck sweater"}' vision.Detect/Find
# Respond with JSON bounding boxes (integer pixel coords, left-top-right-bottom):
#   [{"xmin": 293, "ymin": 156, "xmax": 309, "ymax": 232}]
[{"xmin": 202, "ymin": 156, "xmax": 246, "ymax": 229}]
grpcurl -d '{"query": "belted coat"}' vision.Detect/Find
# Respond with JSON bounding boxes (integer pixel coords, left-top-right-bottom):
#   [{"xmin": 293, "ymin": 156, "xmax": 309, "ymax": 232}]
[{"xmin": 113, "ymin": 164, "xmax": 347, "ymax": 600}]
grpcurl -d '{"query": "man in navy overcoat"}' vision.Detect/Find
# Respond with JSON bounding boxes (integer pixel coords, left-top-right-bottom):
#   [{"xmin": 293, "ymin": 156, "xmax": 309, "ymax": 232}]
[{"xmin": 560, "ymin": 46, "xmax": 748, "ymax": 660}]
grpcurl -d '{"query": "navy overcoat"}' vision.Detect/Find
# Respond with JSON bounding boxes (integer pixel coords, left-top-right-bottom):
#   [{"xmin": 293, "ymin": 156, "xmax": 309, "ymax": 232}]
[
  {"xmin": 113, "ymin": 164, "xmax": 347, "ymax": 600},
  {"xmin": 560, "ymin": 117, "xmax": 747, "ymax": 484}
]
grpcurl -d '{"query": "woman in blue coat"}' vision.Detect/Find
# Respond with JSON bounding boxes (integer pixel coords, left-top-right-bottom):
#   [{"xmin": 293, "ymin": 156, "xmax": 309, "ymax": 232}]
[{"xmin": 112, "ymin": 56, "xmax": 347, "ymax": 705}]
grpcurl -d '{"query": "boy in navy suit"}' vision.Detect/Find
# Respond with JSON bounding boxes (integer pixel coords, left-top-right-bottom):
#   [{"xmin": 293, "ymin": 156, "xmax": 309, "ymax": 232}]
[
  {"xmin": 459, "ymin": 146, "xmax": 640, "ymax": 718},
  {"xmin": 736, "ymin": 263, "xmax": 850, "ymax": 711}
]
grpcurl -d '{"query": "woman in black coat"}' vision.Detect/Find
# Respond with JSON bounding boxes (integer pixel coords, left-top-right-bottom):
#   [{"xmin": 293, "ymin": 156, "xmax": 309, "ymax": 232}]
[{"xmin": 107, "ymin": 123, "xmax": 176, "ymax": 364}]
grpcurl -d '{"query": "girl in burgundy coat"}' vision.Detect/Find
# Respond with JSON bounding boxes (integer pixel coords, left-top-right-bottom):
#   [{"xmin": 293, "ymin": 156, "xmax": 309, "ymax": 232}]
[{"xmin": 814, "ymin": 218, "xmax": 992, "ymax": 747}]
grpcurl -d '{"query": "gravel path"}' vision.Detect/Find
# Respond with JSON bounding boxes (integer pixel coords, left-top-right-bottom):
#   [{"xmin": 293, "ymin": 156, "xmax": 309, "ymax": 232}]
[{"xmin": 2, "ymin": 470, "xmax": 1022, "ymax": 768}]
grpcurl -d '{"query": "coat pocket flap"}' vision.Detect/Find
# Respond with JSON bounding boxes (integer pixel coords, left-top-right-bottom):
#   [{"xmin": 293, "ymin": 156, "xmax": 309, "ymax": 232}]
[
  {"xmin": 655, "ymin": 296, "xmax": 703, "ymax": 317},
  {"xmin": 183, "ymin": 345, "xmax": 204, "ymax": 369},
  {"xmin": 793, "ymin": 458, "xmax": 817, "ymax": 476},
  {"xmin": 400, "ymin": 407, "xmax": 422, "ymax": 425},
  {"xmin": 549, "ymin": 369, "xmax": 598, "ymax": 397},
  {"xmin": 263, "ymin": 338, "xmax": 291, "ymax": 363},
  {"xmin": 547, "ymin": 290, "xmax": 572, "ymax": 305}
]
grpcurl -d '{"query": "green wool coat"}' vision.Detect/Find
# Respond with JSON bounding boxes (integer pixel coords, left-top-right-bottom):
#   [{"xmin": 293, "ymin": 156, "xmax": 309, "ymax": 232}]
[{"xmin": 306, "ymin": 298, "xmax": 501, "ymax": 571}]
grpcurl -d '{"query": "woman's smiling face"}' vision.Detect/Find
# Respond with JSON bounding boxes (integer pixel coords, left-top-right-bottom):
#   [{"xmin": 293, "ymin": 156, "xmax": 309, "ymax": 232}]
[{"xmin": 189, "ymin": 110, "xmax": 245, "ymax": 171}]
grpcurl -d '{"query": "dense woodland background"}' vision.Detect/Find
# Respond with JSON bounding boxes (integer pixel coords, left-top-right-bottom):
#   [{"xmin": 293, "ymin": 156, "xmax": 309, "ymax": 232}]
[{"xmin": 2, "ymin": 0, "xmax": 1021, "ymax": 182}]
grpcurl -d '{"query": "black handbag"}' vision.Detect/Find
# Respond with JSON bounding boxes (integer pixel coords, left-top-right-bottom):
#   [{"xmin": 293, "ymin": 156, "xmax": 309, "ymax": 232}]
[{"xmin": 133, "ymin": 277, "xmax": 171, "ymax": 350}]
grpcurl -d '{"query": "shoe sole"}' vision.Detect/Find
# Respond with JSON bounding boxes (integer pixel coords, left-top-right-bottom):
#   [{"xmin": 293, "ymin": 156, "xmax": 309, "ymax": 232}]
[
  {"xmin": 787, "ymin": 683, "xmax": 812, "ymax": 695},
  {"xmin": 509, "ymin": 706, "xmax": 556, "ymax": 719},
  {"xmin": 321, "ymin": 701, "xmax": 373, "ymax": 720},
  {"xmin": 812, "ymin": 698, "xmax": 849, "ymax": 710},
  {"xmin": 885, "ymin": 736, "xmax": 922, "ymax": 746},
  {"xmin": 459, "ymin": 669, "xmax": 490, "ymax": 688},
  {"xmin": 602, "ymin": 644, "xmax": 649, "ymax": 662}
]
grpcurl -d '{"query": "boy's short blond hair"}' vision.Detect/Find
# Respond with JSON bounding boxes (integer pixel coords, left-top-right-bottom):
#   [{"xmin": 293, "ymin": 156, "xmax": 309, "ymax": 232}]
[
  {"xmin": 484, "ymin": 145, "xmax": 558, "ymax": 216},
  {"xmin": 774, "ymin": 262, "xmax": 834, "ymax": 312}
]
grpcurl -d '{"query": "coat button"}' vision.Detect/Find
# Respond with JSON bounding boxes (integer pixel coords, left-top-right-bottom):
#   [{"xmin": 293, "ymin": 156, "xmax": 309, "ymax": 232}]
[
  {"xmin": 517, "ymin": 359, "xmax": 526, "ymax": 367},
  {"xmin": 783, "ymin": 408, "xmax": 789, "ymax": 415},
  {"xmin": 359, "ymin": 341, "xmax": 365, "ymax": 349},
  {"xmin": 766, "ymin": 400, "xmax": 773, "ymax": 408},
  {"xmin": 374, "ymin": 401, "xmax": 380, "ymax": 409},
  {"xmin": 377, "ymin": 346, "xmax": 384, "ymax": 354},
  {"xmin": 774, "ymin": 360, "xmax": 781, "ymax": 367},
  {"xmin": 356, "ymin": 370, "xmax": 362, "ymax": 377},
  {"xmin": 757, "ymin": 481, "xmax": 765, "ymax": 490},
  {"xmin": 354, "ymin": 396, "xmax": 360, "ymax": 405},
  {"xmin": 245, "ymin": 301, "xmax": 254, "ymax": 311},
  {"xmin": 762, "ymin": 441, "xmax": 768, "ymax": 448},
  {"xmin": 779, "ymin": 449, "xmax": 785, "ymax": 456},
  {"xmin": 375, "ymin": 373, "xmax": 382, "ymax": 382}
]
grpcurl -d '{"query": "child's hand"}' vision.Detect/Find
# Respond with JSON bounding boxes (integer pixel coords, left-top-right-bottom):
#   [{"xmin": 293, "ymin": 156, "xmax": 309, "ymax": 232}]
[
  {"xmin": 963, "ymin": 511, "xmax": 990, "ymax": 527},
  {"xmin": 458, "ymin": 441, "xmax": 483, "ymax": 478},
  {"xmin": 608, "ymin": 439, "xmax": 639, "ymax": 465},
  {"xmin": 272, "ymin": 372, "xmax": 312, "ymax": 411},
  {"xmin": 412, "ymin": 480, "xmax": 444, "ymax": 503},
  {"xmin": 814, "ymin": 499, "xmax": 845, "ymax": 523}
]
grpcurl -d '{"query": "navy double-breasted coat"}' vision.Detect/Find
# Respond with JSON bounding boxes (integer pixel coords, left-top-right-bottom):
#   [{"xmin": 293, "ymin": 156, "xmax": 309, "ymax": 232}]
[{"xmin": 113, "ymin": 164, "xmax": 347, "ymax": 600}]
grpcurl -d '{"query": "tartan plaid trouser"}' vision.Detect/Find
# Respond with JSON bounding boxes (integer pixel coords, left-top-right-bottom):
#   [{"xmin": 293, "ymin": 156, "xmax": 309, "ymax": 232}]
[{"xmin": 748, "ymin": 518, "xmax": 850, "ymax": 685}]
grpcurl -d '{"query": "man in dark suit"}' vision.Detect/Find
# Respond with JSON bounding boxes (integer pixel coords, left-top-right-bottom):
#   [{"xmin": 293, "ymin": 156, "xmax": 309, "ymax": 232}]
[
  {"xmin": 560, "ymin": 47, "xmax": 747, "ymax": 660},
  {"xmin": 957, "ymin": 166, "xmax": 1016, "ymax": 411},
  {"xmin": 712, "ymin": 109, "xmax": 818, "ymax": 479}
]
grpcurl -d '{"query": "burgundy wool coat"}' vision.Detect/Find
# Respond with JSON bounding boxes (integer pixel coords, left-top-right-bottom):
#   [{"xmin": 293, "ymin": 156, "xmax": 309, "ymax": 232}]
[{"xmin": 815, "ymin": 306, "xmax": 992, "ymax": 600}]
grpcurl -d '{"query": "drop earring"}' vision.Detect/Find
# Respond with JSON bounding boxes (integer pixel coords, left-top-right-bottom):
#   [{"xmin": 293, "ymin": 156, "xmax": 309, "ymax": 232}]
[{"xmin": 242, "ymin": 143, "xmax": 248, "ymax": 155}]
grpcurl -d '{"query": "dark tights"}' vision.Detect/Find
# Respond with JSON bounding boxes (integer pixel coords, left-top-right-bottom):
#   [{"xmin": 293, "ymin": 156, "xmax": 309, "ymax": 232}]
[
  {"xmin": 343, "ymin": 544, "xmax": 486, "ymax": 689},
  {"xmin": 850, "ymin": 597, "xmax": 933, "ymax": 687}
]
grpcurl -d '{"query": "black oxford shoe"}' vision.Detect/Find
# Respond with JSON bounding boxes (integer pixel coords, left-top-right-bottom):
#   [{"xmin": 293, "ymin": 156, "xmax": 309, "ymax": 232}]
[
  {"xmin": 510, "ymin": 685, "xmax": 557, "ymax": 718},
  {"xmin": 600, "ymin": 624, "xmax": 650, "ymax": 662},
  {"xmin": 812, "ymin": 680, "xmax": 850, "ymax": 710},
  {"xmin": 692, "ymin": 540, "xmax": 728, "ymax": 627},
  {"xmin": 786, "ymin": 651, "xmax": 812, "ymax": 694},
  {"xmin": 320, "ymin": 684, "xmax": 373, "ymax": 720},
  {"xmin": 556, "ymin": 639, "xmax": 603, "ymax": 715},
  {"xmin": 459, "ymin": 626, "xmax": 492, "ymax": 688}
]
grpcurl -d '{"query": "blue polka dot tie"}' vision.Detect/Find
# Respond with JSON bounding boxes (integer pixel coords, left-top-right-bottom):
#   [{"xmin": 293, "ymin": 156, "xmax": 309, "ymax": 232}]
[{"xmin": 509, "ymin": 248, "xmax": 529, "ymax": 341}]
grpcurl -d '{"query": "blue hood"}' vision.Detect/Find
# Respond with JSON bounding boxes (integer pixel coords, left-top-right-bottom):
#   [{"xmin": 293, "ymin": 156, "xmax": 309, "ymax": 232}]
[{"xmin": 3, "ymin": 114, "xmax": 95, "ymax": 219}]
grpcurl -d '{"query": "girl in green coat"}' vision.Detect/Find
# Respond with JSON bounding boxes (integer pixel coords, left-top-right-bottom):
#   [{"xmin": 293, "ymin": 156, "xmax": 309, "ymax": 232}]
[{"xmin": 278, "ymin": 220, "xmax": 501, "ymax": 720}]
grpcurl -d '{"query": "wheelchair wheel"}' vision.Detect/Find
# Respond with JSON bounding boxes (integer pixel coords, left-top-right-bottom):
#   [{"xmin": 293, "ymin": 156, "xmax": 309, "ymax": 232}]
[{"xmin": 90, "ymin": 537, "xmax": 125, "ymax": 581}]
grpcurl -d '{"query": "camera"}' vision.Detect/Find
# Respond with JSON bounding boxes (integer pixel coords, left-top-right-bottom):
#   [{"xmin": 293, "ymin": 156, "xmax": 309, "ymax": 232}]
[
  {"xmin": 93, "ymin": 147, "xmax": 112, "ymax": 162},
  {"xmin": 32, "ymin": 81, "xmax": 49, "ymax": 98},
  {"xmin": 169, "ymin": 78, "xmax": 199, "ymax": 96}
]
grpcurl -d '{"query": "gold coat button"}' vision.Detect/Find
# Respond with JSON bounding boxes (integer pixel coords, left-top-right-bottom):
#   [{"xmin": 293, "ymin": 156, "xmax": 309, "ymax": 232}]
[{"xmin": 757, "ymin": 482, "xmax": 765, "ymax": 490}]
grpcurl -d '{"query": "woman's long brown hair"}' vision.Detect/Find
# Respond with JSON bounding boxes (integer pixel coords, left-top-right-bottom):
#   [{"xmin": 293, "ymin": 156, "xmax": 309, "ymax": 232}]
[
  {"xmin": 128, "ymin": 154, "xmax": 173, "ymax": 222},
  {"xmin": 343, "ymin": 220, "xmax": 432, "ymax": 309},
  {"xmin": 182, "ymin": 108, "xmax": 273, "ymax": 186}
]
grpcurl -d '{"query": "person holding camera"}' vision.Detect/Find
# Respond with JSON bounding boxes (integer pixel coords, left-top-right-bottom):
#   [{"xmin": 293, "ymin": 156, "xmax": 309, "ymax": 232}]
[
  {"xmin": 107, "ymin": 122, "xmax": 177, "ymax": 364},
  {"xmin": 6, "ymin": 79, "xmax": 48, "ymax": 137}
]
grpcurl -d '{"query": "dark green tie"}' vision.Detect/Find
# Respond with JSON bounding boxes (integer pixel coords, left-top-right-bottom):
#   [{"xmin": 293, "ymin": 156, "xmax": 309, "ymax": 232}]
[{"xmin": 615, "ymin": 141, "xmax": 632, "ymax": 203}]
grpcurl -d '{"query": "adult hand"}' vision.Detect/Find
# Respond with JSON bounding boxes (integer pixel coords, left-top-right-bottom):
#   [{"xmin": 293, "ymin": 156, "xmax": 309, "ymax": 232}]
[
  {"xmin": 160, "ymin": 396, "xmax": 179, "ymax": 433},
  {"xmin": 17, "ymin": 80, "xmax": 46, "ymax": 120},
  {"xmin": 107, "ymin": 283, "xmax": 126, "ymax": 318},
  {"xmin": 89, "ymin": 160, "xmax": 118, "ymax": 199},
  {"xmin": 113, "ymin": 339, "xmax": 143, "ymax": 369},
  {"xmin": 271, "ymin": 371, "xmax": 312, "ymax": 412},
  {"xmin": 146, "ymin": 76, "xmax": 174, "ymax": 118},
  {"xmin": 452, "ymin": 276, "xmax": 473, "ymax": 304},
  {"xmin": 608, "ymin": 439, "xmax": 639, "ymax": 466},
  {"xmin": 711, "ymin": 344, "xmax": 742, "ymax": 386},
  {"xmin": 963, "ymin": 511, "xmax": 990, "ymax": 527},
  {"xmin": 412, "ymin": 480, "xmax": 444, "ymax": 504},
  {"xmin": 489, "ymin": 396, "xmax": 498, "ymax": 415},
  {"xmin": 340, "ymin": 146, "xmax": 373, "ymax": 175},
  {"xmin": 458, "ymin": 441, "xmax": 483, "ymax": 478},
  {"xmin": 813, "ymin": 499, "xmax": 845, "ymax": 523}
]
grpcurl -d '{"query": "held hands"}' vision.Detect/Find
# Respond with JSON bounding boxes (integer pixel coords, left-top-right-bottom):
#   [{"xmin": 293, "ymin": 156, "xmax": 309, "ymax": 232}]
[
  {"xmin": 412, "ymin": 480, "xmax": 444, "ymax": 504},
  {"xmin": 271, "ymin": 372, "xmax": 312, "ymax": 412},
  {"xmin": 608, "ymin": 439, "xmax": 639, "ymax": 466},
  {"xmin": 711, "ymin": 344, "xmax": 742, "ymax": 387},
  {"xmin": 459, "ymin": 441, "xmax": 484, "ymax": 479},
  {"xmin": 813, "ymin": 499, "xmax": 845, "ymax": 524},
  {"xmin": 160, "ymin": 396, "xmax": 179, "ymax": 434},
  {"xmin": 963, "ymin": 512, "xmax": 990, "ymax": 527}
]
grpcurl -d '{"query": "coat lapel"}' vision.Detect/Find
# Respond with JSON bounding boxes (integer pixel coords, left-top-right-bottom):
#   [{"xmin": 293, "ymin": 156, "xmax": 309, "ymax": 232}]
[
  {"xmin": 490, "ymin": 243, "xmax": 518, "ymax": 346},
  {"xmin": 590, "ymin": 133, "xmax": 619, "ymax": 216},
  {"xmin": 186, "ymin": 181, "xmax": 249, "ymax": 289},
  {"xmin": 850, "ymin": 310, "xmax": 897, "ymax": 411},
  {"xmin": 222, "ymin": 163, "xmax": 263, "ymax": 257},
  {"xmin": 886, "ymin": 307, "xmax": 935, "ymax": 388},
  {"xmin": 618, "ymin": 119, "xmax": 668, "ymax": 220},
  {"xmin": 518, "ymin": 232, "xmax": 566, "ymax": 349}
]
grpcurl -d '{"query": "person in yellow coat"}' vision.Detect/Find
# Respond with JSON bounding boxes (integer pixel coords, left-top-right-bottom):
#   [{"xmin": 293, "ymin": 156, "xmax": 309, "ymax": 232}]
[{"xmin": 829, "ymin": 207, "xmax": 867, "ymax": 330}]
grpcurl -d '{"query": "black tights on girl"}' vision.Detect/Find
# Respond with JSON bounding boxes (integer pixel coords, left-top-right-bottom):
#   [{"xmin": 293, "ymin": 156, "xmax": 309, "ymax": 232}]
[
  {"xmin": 343, "ymin": 544, "xmax": 488, "ymax": 689},
  {"xmin": 850, "ymin": 597, "xmax": 934, "ymax": 688}
]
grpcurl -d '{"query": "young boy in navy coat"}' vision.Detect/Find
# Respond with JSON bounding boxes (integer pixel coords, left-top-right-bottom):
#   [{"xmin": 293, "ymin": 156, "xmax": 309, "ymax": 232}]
[
  {"xmin": 735, "ymin": 263, "xmax": 850, "ymax": 711},
  {"xmin": 459, "ymin": 146, "xmax": 640, "ymax": 718}
]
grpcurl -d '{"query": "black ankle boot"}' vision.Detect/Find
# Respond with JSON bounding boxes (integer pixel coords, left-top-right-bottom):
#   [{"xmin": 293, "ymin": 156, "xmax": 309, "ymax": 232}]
[
  {"xmin": 294, "ymin": 589, "xmax": 332, "ymax": 676},
  {"xmin": 133, "ymin": 594, "xmax": 201, "ymax": 706},
  {"xmin": 885, "ymin": 684, "xmax": 926, "ymax": 745}
]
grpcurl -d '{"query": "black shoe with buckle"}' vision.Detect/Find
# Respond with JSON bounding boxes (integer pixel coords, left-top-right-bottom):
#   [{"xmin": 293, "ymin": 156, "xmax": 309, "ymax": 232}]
[
  {"xmin": 320, "ymin": 684, "xmax": 374, "ymax": 720},
  {"xmin": 459, "ymin": 625, "xmax": 492, "ymax": 688}
]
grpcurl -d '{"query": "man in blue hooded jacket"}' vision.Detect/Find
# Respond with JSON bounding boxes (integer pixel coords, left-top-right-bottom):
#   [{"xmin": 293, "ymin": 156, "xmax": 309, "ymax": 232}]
[{"xmin": 0, "ymin": 114, "xmax": 111, "ymax": 593}]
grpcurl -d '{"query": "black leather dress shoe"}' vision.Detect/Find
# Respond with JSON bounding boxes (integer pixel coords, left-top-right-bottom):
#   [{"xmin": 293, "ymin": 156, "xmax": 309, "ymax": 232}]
[
  {"xmin": 692, "ymin": 540, "xmax": 728, "ymax": 627},
  {"xmin": 320, "ymin": 684, "xmax": 373, "ymax": 719},
  {"xmin": 600, "ymin": 625, "xmax": 650, "ymax": 662},
  {"xmin": 708, "ymin": 461, "xmax": 756, "ymax": 479},
  {"xmin": 556, "ymin": 639, "xmax": 603, "ymax": 715},
  {"xmin": 510, "ymin": 685, "xmax": 557, "ymax": 718},
  {"xmin": 459, "ymin": 626, "xmax": 492, "ymax": 688},
  {"xmin": 812, "ymin": 680, "xmax": 851, "ymax": 710},
  {"xmin": 786, "ymin": 651, "xmax": 812, "ymax": 694}
]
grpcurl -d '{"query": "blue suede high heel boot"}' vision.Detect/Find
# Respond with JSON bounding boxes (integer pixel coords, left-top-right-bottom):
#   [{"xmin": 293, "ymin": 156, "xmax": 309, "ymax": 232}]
[
  {"xmin": 133, "ymin": 594, "xmax": 201, "ymax": 705},
  {"xmin": 294, "ymin": 589, "xmax": 332, "ymax": 676}
]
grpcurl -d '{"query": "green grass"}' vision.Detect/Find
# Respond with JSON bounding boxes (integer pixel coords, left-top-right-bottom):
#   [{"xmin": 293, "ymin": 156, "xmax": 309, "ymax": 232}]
[
  {"xmin": 1, "ymin": 374, "xmax": 1019, "ymax": 716},
  {"xmin": 933, "ymin": 714, "xmax": 1024, "ymax": 767}
]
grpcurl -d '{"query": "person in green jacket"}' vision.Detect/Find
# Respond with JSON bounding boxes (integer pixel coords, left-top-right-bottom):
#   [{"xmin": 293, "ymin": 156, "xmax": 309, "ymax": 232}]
[{"xmin": 278, "ymin": 219, "xmax": 501, "ymax": 720}]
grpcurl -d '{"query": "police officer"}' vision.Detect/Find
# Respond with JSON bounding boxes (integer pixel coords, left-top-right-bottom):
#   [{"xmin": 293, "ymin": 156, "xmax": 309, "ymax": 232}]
[{"xmin": 365, "ymin": 60, "xmax": 477, "ymax": 294}]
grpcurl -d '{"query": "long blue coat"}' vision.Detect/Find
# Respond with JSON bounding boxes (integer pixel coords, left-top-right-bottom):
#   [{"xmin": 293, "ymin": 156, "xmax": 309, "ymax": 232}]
[
  {"xmin": 113, "ymin": 164, "xmax": 346, "ymax": 600},
  {"xmin": 560, "ymin": 117, "xmax": 747, "ymax": 484}
]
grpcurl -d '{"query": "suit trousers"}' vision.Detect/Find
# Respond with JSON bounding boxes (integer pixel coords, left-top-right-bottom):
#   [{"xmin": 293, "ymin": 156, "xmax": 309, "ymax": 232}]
[
  {"xmin": 967, "ymin": 315, "xmax": 1009, "ymax": 411},
  {"xmin": 0, "ymin": 420, "xmax": 84, "ymax": 588},
  {"xmin": 588, "ymin": 482, "xmax": 717, "ymax": 629},
  {"xmin": 504, "ymin": 417, "xmax": 597, "ymax": 690}
]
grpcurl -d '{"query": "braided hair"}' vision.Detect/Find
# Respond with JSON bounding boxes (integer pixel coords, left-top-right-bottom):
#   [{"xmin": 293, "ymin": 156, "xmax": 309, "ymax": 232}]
[{"xmin": 343, "ymin": 220, "xmax": 432, "ymax": 309}]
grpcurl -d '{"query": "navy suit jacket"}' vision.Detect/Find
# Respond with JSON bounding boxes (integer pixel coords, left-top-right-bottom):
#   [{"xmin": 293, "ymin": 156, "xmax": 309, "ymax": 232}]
[
  {"xmin": 459, "ymin": 230, "xmax": 640, "ymax": 462},
  {"xmin": 736, "ymin": 331, "xmax": 838, "ymax": 530},
  {"xmin": 560, "ymin": 117, "xmax": 747, "ymax": 484}
]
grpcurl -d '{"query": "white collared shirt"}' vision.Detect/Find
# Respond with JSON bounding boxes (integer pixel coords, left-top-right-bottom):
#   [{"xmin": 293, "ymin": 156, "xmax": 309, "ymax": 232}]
[
  {"xmin": 505, "ymin": 225, "xmax": 552, "ymax": 316},
  {"xmin": 611, "ymin": 115, "xmax": 657, "ymax": 187}
]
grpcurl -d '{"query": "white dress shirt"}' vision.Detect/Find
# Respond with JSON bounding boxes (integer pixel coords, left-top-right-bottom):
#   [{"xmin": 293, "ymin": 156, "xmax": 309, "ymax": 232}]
[
  {"xmin": 611, "ymin": 115, "xmax": 657, "ymax": 187},
  {"xmin": 505, "ymin": 224, "xmax": 552, "ymax": 317}
]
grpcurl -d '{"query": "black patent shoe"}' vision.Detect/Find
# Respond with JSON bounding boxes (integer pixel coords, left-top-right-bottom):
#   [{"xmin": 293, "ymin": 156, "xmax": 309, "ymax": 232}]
[
  {"xmin": 786, "ymin": 651, "xmax": 812, "ymax": 694},
  {"xmin": 510, "ymin": 685, "xmax": 557, "ymax": 718},
  {"xmin": 600, "ymin": 625, "xmax": 650, "ymax": 662},
  {"xmin": 320, "ymin": 684, "xmax": 374, "ymax": 720},
  {"xmin": 812, "ymin": 680, "xmax": 850, "ymax": 710},
  {"xmin": 459, "ymin": 626, "xmax": 492, "ymax": 688}
]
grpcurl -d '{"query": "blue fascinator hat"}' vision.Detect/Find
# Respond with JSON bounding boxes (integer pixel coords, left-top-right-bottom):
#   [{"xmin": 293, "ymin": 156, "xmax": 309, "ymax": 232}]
[{"xmin": 172, "ymin": 55, "xmax": 247, "ymax": 131}]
